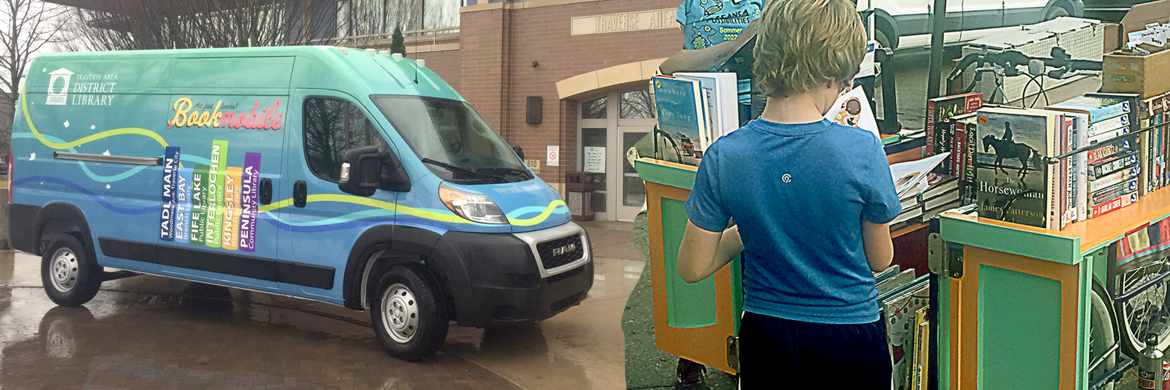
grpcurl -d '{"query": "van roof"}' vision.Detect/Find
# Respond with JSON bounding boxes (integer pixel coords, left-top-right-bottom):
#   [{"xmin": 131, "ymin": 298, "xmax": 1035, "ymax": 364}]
[{"xmin": 27, "ymin": 46, "xmax": 461, "ymax": 102}]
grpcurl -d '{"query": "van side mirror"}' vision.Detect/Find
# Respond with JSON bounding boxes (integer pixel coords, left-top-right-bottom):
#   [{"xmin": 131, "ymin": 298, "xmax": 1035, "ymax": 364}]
[
  {"xmin": 512, "ymin": 145, "xmax": 524, "ymax": 160},
  {"xmin": 339, "ymin": 146, "xmax": 381, "ymax": 196}
]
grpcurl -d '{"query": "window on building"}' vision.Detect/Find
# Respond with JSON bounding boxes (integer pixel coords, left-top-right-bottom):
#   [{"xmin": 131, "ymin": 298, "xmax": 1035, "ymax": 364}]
[
  {"xmin": 303, "ymin": 97, "xmax": 389, "ymax": 183},
  {"xmin": 582, "ymin": 96, "xmax": 607, "ymax": 119},
  {"xmin": 620, "ymin": 90, "xmax": 655, "ymax": 119}
]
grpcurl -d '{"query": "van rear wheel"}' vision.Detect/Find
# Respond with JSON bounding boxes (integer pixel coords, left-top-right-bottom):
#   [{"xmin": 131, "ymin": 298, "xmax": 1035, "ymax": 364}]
[
  {"xmin": 40, "ymin": 234, "xmax": 102, "ymax": 307},
  {"xmin": 369, "ymin": 266, "xmax": 448, "ymax": 361}
]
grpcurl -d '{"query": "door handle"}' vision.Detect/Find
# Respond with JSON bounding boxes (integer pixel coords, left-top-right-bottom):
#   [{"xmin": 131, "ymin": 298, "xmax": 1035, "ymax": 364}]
[
  {"xmin": 259, "ymin": 178, "xmax": 272, "ymax": 205},
  {"xmin": 293, "ymin": 180, "xmax": 307, "ymax": 208}
]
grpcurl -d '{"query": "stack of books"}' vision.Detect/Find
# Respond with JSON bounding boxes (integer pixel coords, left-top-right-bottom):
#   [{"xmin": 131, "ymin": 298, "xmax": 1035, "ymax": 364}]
[
  {"xmin": 651, "ymin": 73, "xmax": 740, "ymax": 164},
  {"xmin": 873, "ymin": 266, "xmax": 929, "ymax": 390},
  {"xmin": 1047, "ymin": 94, "xmax": 1140, "ymax": 222},
  {"xmin": 892, "ymin": 173, "xmax": 961, "ymax": 230}
]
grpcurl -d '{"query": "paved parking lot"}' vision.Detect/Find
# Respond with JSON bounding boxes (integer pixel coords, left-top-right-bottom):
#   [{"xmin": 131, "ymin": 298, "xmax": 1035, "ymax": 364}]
[{"xmin": 0, "ymin": 222, "xmax": 644, "ymax": 390}]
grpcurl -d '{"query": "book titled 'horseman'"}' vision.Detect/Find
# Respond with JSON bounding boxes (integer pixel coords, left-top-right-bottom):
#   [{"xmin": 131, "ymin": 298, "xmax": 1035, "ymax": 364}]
[{"xmin": 975, "ymin": 107, "xmax": 1061, "ymax": 229}]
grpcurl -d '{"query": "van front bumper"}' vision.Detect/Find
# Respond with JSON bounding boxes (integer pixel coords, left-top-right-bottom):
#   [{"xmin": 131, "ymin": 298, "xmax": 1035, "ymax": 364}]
[{"xmin": 432, "ymin": 223, "xmax": 593, "ymax": 328}]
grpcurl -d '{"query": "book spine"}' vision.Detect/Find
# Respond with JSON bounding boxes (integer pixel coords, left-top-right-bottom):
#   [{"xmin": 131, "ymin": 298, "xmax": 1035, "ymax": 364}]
[
  {"xmin": 1143, "ymin": 131, "xmax": 1151, "ymax": 196},
  {"xmin": 1090, "ymin": 151, "xmax": 1139, "ymax": 179},
  {"xmin": 1088, "ymin": 126, "xmax": 1130, "ymax": 145},
  {"xmin": 1087, "ymin": 135, "xmax": 1138, "ymax": 165},
  {"xmin": 1092, "ymin": 179, "xmax": 1139, "ymax": 205},
  {"xmin": 1088, "ymin": 114, "xmax": 1130, "ymax": 136},
  {"xmin": 1067, "ymin": 117, "xmax": 1077, "ymax": 226},
  {"xmin": 1091, "ymin": 166, "xmax": 1140, "ymax": 192},
  {"xmin": 1061, "ymin": 117, "xmax": 1070, "ymax": 229},
  {"xmin": 1090, "ymin": 193, "xmax": 1139, "ymax": 219},
  {"xmin": 926, "ymin": 100, "xmax": 937, "ymax": 156},
  {"xmin": 1090, "ymin": 103, "xmax": 1130, "ymax": 123},
  {"xmin": 964, "ymin": 122, "xmax": 978, "ymax": 204},
  {"xmin": 1050, "ymin": 115, "xmax": 1063, "ymax": 231},
  {"xmin": 953, "ymin": 121, "xmax": 967, "ymax": 179}
]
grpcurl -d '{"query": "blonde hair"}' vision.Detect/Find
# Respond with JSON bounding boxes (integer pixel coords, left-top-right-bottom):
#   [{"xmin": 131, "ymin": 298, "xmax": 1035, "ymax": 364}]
[{"xmin": 752, "ymin": 0, "xmax": 867, "ymax": 98}]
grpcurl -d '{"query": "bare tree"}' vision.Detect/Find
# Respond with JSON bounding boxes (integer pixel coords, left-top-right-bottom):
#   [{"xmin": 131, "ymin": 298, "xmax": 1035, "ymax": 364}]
[{"xmin": 0, "ymin": 0, "xmax": 66, "ymax": 156}]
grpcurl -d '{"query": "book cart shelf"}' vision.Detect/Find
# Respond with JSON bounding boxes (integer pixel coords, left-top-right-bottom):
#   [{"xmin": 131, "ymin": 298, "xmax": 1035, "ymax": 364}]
[
  {"xmin": 634, "ymin": 154, "xmax": 1168, "ymax": 388},
  {"xmin": 633, "ymin": 148, "xmax": 934, "ymax": 375},
  {"xmin": 936, "ymin": 190, "xmax": 1170, "ymax": 389}
]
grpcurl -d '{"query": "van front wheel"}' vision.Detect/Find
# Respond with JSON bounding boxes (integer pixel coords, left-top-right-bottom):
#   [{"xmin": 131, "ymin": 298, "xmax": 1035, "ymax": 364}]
[
  {"xmin": 40, "ymin": 235, "xmax": 102, "ymax": 307},
  {"xmin": 369, "ymin": 266, "xmax": 448, "ymax": 361}
]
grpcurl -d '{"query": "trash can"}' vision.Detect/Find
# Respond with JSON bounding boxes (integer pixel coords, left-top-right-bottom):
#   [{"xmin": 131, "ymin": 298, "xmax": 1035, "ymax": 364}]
[{"xmin": 566, "ymin": 172, "xmax": 601, "ymax": 221}]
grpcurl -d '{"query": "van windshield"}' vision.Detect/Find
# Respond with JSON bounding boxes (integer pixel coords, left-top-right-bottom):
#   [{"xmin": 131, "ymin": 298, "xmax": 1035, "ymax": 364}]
[{"xmin": 373, "ymin": 95, "xmax": 532, "ymax": 184}]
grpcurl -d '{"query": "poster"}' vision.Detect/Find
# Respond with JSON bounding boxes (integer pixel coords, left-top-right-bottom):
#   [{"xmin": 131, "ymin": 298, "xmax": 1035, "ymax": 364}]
[
  {"xmin": 547, "ymin": 145, "xmax": 560, "ymax": 167},
  {"xmin": 584, "ymin": 146, "xmax": 605, "ymax": 173}
]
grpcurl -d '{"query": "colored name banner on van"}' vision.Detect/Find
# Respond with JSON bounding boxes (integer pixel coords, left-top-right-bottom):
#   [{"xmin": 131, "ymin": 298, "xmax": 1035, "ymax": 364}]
[
  {"xmin": 221, "ymin": 167, "xmax": 243, "ymax": 251},
  {"xmin": 168, "ymin": 98, "xmax": 285, "ymax": 131},
  {"xmin": 191, "ymin": 165, "xmax": 209, "ymax": 245},
  {"xmin": 203, "ymin": 140, "xmax": 228, "ymax": 248},
  {"xmin": 159, "ymin": 146, "xmax": 181, "ymax": 241},
  {"xmin": 238, "ymin": 152, "xmax": 261, "ymax": 252},
  {"xmin": 175, "ymin": 167, "xmax": 193, "ymax": 244}
]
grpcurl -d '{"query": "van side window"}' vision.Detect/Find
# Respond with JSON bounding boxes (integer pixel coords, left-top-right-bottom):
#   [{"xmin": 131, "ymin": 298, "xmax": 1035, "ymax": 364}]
[{"xmin": 303, "ymin": 98, "xmax": 389, "ymax": 182}]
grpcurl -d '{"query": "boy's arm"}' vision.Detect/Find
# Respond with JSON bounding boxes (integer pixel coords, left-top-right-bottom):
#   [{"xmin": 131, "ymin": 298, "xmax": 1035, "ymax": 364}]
[
  {"xmin": 658, "ymin": 19, "xmax": 759, "ymax": 75},
  {"xmin": 678, "ymin": 221, "xmax": 743, "ymax": 283},
  {"xmin": 861, "ymin": 219, "xmax": 894, "ymax": 272}
]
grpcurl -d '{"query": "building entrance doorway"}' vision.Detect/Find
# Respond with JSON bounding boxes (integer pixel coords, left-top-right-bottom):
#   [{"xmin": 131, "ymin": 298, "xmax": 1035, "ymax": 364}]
[{"xmin": 578, "ymin": 87, "xmax": 655, "ymax": 222}]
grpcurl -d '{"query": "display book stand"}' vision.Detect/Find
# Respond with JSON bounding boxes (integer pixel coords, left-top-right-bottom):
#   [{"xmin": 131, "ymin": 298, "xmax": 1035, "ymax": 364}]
[
  {"xmin": 931, "ymin": 119, "xmax": 1170, "ymax": 390},
  {"xmin": 632, "ymin": 135, "xmax": 930, "ymax": 375}
]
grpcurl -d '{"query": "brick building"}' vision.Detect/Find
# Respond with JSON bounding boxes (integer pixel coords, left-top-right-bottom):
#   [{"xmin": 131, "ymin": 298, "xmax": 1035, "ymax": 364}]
[{"xmin": 407, "ymin": 0, "xmax": 684, "ymax": 221}]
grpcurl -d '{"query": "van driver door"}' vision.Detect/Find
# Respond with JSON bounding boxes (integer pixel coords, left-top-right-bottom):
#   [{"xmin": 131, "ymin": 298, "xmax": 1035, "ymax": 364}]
[{"xmin": 276, "ymin": 90, "xmax": 400, "ymax": 302}]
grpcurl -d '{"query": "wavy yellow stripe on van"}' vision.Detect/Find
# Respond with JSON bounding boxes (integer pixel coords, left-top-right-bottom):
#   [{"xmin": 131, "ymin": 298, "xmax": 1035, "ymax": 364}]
[
  {"xmin": 20, "ymin": 83, "xmax": 170, "ymax": 151},
  {"xmin": 507, "ymin": 200, "xmax": 567, "ymax": 227},
  {"xmin": 259, "ymin": 194, "xmax": 470, "ymax": 224}
]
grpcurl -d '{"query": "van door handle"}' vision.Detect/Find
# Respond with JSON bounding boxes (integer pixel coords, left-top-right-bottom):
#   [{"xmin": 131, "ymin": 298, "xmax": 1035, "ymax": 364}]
[
  {"xmin": 293, "ymin": 180, "xmax": 307, "ymax": 208},
  {"xmin": 259, "ymin": 178, "xmax": 272, "ymax": 205}
]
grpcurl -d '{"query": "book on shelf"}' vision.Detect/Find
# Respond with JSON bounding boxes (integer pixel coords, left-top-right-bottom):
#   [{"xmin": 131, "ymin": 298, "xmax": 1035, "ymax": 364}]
[
  {"xmin": 675, "ymin": 72, "xmax": 740, "ymax": 142},
  {"xmin": 653, "ymin": 75, "xmax": 710, "ymax": 162},
  {"xmin": 876, "ymin": 268, "xmax": 916, "ymax": 295},
  {"xmin": 1087, "ymin": 93, "xmax": 1147, "ymax": 195},
  {"xmin": 873, "ymin": 264, "xmax": 902, "ymax": 283},
  {"xmin": 926, "ymin": 92, "xmax": 983, "ymax": 157},
  {"xmin": 1046, "ymin": 94, "xmax": 1131, "ymax": 124},
  {"xmin": 913, "ymin": 312, "xmax": 931, "ymax": 390},
  {"xmin": 974, "ymin": 107, "xmax": 1062, "ymax": 229},
  {"xmin": 825, "ymin": 87, "xmax": 879, "ymax": 139},
  {"xmin": 879, "ymin": 275, "xmax": 928, "ymax": 390}
]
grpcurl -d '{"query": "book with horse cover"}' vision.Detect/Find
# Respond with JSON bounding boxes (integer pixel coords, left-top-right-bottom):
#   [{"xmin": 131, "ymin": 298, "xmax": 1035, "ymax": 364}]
[{"xmin": 975, "ymin": 108, "xmax": 1060, "ymax": 230}]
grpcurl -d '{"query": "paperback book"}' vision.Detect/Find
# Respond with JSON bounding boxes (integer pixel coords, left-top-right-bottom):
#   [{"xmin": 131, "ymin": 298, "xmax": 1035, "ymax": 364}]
[
  {"xmin": 653, "ymin": 75, "xmax": 710, "ymax": 162},
  {"xmin": 926, "ymin": 92, "xmax": 983, "ymax": 157}
]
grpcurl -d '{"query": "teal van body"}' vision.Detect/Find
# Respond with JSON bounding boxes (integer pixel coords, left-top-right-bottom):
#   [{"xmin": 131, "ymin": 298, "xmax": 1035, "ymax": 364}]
[{"xmin": 8, "ymin": 46, "xmax": 592, "ymax": 360}]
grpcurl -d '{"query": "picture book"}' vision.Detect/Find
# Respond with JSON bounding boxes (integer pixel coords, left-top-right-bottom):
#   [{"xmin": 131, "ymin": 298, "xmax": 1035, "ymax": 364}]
[
  {"xmin": 881, "ymin": 276, "xmax": 928, "ymax": 390},
  {"xmin": 675, "ymin": 72, "xmax": 740, "ymax": 141},
  {"xmin": 653, "ymin": 75, "xmax": 710, "ymax": 161},
  {"xmin": 926, "ymin": 92, "xmax": 983, "ymax": 156},
  {"xmin": 890, "ymin": 153, "xmax": 950, "ymax": 197},
  {"xmin": 975, "ymin": 108, "xmax": 1059, "ymax": 229},
  {"xmin": 913, "ymin": 313, "xmax": 931, "ymax": 390},
  {"xmin": 825, "ymin": 87, "xmax": 879, "ymax": 139}
]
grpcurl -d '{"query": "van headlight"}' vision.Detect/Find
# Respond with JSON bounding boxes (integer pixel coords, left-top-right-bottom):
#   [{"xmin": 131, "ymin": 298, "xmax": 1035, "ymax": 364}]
[{"xmin": 439, "ymin": 183, "xmax": 508, "ymax": 224}]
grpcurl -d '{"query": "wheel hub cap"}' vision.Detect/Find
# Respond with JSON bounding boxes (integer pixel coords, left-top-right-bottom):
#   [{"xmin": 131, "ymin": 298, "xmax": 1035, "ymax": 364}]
[
  {"xmin": 49, "ymin": 248, "xmax": 79, "ymax": 293},
  {"xmin": 381, "ymin": 283, "xmax": 419, "ymax": 343}
]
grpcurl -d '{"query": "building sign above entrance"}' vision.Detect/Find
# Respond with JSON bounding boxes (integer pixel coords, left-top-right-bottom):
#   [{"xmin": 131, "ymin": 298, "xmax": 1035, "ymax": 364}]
[{"xmin": 571, "ymin": 8, "xmax": 675, "ymax": 36}]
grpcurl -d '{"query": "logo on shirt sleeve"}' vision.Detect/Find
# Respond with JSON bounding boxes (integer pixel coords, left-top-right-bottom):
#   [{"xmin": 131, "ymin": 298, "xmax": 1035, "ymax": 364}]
[{"xmin": 782, "ymin": 173, "xmax": 792, "ymax": 184}]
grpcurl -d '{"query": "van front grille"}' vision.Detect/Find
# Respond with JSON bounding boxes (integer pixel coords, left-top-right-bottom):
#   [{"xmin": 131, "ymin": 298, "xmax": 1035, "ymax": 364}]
[{"xmin": 536, "ymin": 234, "xmax": 584, "ymax": 271}]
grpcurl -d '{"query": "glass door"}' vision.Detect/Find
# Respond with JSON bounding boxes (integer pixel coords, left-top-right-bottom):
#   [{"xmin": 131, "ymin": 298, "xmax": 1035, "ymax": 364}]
[{"xmin": 616, "ymin": 128, "xmax": 650, "ymax": 221}]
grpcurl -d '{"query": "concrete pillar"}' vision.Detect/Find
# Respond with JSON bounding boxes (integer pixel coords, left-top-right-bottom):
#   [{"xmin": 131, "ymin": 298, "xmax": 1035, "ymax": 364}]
[{"xmin": 0, "ymin": 177, "xmax": 9, "ymax": 250}]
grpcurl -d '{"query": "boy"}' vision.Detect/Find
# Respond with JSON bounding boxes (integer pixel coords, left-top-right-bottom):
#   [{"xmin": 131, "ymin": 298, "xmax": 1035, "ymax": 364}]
[{"xmin": 676, "ymin": 0, "xmax": 900, "ymax": 387}]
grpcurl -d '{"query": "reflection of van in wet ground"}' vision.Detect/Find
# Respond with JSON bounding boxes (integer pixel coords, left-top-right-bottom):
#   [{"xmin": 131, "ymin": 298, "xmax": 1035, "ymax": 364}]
[{"xmin": 8, "ymin": 46, "xmax": 593, "ymax": 361}]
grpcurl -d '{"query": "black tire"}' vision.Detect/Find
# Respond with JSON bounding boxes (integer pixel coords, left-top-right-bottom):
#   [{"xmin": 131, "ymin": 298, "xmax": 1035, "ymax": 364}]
[
  {"xmin": 875, "ymin": 28, "xmax": 895, "ymax": 51},
  {"xmin": 369, "ymin": 266, "xmax": 448, "ymax": 362},
  {"xmin": 40, "ymin": 234, "xmax": 102, "ymax": 307}
]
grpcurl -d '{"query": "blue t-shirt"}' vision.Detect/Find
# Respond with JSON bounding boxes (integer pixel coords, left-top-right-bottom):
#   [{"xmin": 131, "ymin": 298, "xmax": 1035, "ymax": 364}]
[
  {"xmin": 684, "ymin": 119, "xmax": 901, "ymax": 324},
  {"xmin": 676, "ymin": 0, "xmax": 764, "ymax": 105}
]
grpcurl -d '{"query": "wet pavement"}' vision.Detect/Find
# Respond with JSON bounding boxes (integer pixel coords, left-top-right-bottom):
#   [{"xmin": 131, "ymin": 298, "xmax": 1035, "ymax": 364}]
[{"xmin": 0, "ymin": 221, "xmax": 646, "ymax": 390}]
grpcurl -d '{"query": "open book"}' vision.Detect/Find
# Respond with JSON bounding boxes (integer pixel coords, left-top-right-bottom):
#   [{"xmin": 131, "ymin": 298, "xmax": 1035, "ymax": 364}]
[{"xmin": 890, "ymin": 153, "xmax": 950, "ymax": 196}]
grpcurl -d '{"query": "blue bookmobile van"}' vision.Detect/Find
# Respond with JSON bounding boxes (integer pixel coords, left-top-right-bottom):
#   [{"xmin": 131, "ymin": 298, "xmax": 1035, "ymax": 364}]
[{"xmin": 7, "ymin": 47, "xmax": 593, "ymax": 361}]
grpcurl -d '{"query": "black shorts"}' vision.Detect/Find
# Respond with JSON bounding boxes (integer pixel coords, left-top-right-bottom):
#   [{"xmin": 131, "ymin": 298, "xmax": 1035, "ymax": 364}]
[{"xmin": 739, "ymin": 311, "xmax": 892, "ymax": 389}]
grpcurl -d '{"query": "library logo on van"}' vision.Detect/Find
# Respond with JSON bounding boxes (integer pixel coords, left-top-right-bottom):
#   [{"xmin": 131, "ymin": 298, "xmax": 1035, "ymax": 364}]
[{"xmin": 46, "ymin": 68, "xmax": 118, "ymax": 106}]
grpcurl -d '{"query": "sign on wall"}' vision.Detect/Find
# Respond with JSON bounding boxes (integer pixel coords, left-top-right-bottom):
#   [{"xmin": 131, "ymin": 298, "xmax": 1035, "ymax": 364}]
[
  {"xmin": 571, "ymin": 8, "xmax": 675, "ymax": 36},
  {"xmin": 584, "ymin": 146, "xmax": 605, "ymax": 173},
  {"xmin": 547, "ymin": 145, "xmax": 560, "ymax": 167},
  {"xmin": 525, "ymin": 159, "xmax": 541, "ymax": 174}
]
